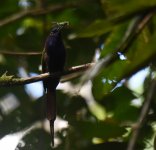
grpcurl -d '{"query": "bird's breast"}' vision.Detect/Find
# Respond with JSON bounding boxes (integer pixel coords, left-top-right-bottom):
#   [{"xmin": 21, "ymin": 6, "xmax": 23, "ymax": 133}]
[{"xmin": 45, "ymin": 36, "xmax": 66, "ymax": 73}]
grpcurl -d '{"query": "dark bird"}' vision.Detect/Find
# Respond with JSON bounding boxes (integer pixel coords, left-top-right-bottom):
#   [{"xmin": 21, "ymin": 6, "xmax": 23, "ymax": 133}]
[{"xmin": 41, "ymin": 22, "xmax": 68, "ymax": 146}]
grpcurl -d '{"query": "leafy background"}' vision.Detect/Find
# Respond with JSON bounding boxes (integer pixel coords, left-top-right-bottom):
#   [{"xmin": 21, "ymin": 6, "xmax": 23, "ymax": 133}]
[{"xmin": 0, "ymin": 0, "xmax": 156, "ymax": 150}]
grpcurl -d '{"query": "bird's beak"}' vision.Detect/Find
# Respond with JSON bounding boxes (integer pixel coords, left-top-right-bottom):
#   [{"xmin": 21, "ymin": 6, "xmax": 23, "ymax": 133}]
[{"xmin": 57, "ymin": 22, "xmax": 69, "ymax": 31}]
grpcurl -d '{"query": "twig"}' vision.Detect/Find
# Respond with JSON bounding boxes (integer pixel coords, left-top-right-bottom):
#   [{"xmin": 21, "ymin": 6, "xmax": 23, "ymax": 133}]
[
  {"xmin": 0, "ymin": 63, "xmax": 94, "ymax": 87},
  {"xmin": 127, "ymin": 79, "xmax": 156, "ymax": 150},
  {"xmin": 82, "ymin": 11, "xmax": 154, "ymax": 83},
  {"xmin": 119, "ymin": 12, "xmax": 154, "ymax": 53},
  {"xmin": 0, "ymin": 50, "xmax": 42, "ymax": 56},
  {"xmin": 0, "ymin": 13, "xmax": 152, "ymax": 58},
  {"xmin": 0, "ymin": 2, "xmax": 79, "ymax": 27}
]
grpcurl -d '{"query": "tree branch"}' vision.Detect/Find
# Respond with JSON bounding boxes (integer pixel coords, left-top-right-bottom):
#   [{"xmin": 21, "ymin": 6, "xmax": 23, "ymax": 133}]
[
  {"xmin": 0, "ymin": 63, "xmax": 94, "ymax": 87},
  {"xmin": 1, "ymin": 13, "xmax": 152, "ymax": 57},
  {"xmin": 0, "ymin": 2, "xmax": 79, "ymax": 27},
  {"xmin": 127, "ymin": 79, "xmax": 156, "ymax": 150},
  {"xmin": 81, "ymin": 11, "xmax": 154, "ymax": 83},
  {"xmin": 0, "ymin": 50, "xmax": 42, "ymax": 56}
]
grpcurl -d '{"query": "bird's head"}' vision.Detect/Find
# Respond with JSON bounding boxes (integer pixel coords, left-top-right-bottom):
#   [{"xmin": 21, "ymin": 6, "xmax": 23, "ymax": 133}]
[{"xmin": 50, "ymin": 22, "xmax": 69, "ymax": 35}]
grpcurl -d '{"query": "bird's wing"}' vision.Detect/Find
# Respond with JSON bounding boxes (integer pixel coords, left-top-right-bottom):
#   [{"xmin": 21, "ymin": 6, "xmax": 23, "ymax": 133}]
[{"xmin": 41, "ymin": 49, "xmax": 48, "ymax": 91}]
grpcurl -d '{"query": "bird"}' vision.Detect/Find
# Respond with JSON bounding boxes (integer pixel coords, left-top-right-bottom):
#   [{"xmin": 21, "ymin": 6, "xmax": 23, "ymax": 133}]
[{"xmin": 41, "ymin": 22, "xmax": 68, "ymax": 146}]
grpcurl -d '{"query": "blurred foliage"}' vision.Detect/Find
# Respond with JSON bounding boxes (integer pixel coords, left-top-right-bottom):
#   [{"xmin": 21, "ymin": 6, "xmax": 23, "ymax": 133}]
[{"xmin": 0, "ymin": 0, "xmax": 156, "ymax": 150}]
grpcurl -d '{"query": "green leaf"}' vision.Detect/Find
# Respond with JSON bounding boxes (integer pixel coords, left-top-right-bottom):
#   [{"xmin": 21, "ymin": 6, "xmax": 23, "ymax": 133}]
[
  {"xmin": 99, "ymin": 87, "xmax": 139, "ymax": 122},
  {"xmin": 100, "ymin": 23, "xmax": 128, "ymax": 58},
  {"xmin": 77, "ymin": 19, "xmax": 115, "ymax": 37},
  {"xmin": 57, "ymin": 91, "xmax": 89, "ymax": 121},
  {"xmin": 72, "ymin": 120, "xmax": 126, "ymax": 139},
  {"xmin": 82, "ymin": 142, "xmax": 143, "ymax": 150},
  {"xmin": 66, "ymin": 38, "xmax": 96, "ymax": 67},
  {"xmin": 104, "ymin": 0, "xmax": 156, "ymax": 18},
  {"xmin": 93, "ymin": 30, "xmax": 156, "ymax": 99}
]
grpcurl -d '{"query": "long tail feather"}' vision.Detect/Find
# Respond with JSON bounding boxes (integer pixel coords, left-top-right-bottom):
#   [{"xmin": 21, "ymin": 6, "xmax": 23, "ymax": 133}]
[
  {"xmin": 50, "ymin": 120, "xmax": 54, "ymax": 146},
  {"xmin": 46, "ymin": 89, "xmax": 56, "ymax": 146}
]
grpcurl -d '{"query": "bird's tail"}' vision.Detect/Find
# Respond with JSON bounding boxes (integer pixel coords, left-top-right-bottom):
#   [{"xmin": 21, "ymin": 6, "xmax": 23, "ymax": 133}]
[
  {"xmin": 50, "ymin": 120, "xmax": 54, "ymax": 146},
  {"xmin": 46, "ymin": 89, "xmax": 56, "ymax": 146}
]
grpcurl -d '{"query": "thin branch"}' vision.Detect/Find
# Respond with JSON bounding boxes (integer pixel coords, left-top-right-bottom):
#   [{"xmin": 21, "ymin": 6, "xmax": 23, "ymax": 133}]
[
  {"xmin": 127, "ymin": 79, "xmax": 156, "ymax": 150},
  {"xmin": 0, "ymin": 50, "xmax": 42, "ymax": 56},
  {"xmin": 0, "ymin": 13, "xmax": 152, "ymax": 57},
  {"xmin": 81, "ymin": 11, "xmax": 154, "ymax": 83},
  {"xmin": 0, "ymin": 63, "xmax": 94, "ymax": 87},
  {"xmin": 0, "ymin": 2, "xmax": 79, "ymax": 27},
  {"xmin": 119, "ymin": 12, "xmax": 154, "ymax": 53}
]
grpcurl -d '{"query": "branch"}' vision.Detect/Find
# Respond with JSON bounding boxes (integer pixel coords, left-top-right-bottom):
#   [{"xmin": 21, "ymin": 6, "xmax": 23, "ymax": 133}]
[
  {"xmin": 127, "ymin": 79, "xmax": 156, "ymax": 150},
  {"xmin": 81, "ymin": 11, "xmax": 154, "ymax": 83},
  {"xmin": 0, "ymin": 63, "xmax": 94, "ymax": 87},
  {"xmin": 117, "ymin": 12, "xmax": 154, "ymax": 53},
  {"xmin": 1, "ymin": 13, "xmax": 152, "ymax": 57},
  {"xmin": 0, "ymin": 2, "xmax": 79, "ymax": 27},
  {"xmin": 0, "ymin": 50, "xmax": 42, "ymax": 56}
]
